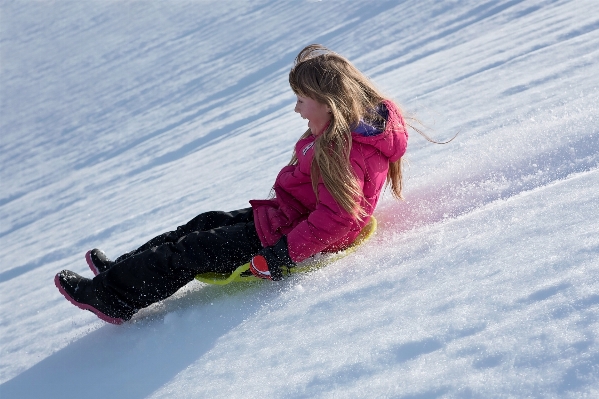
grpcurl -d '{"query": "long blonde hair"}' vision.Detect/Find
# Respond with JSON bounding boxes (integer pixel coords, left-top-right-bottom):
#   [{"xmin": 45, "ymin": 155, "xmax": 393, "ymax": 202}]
[{"xmin": 288, "ymin": 44, "xmax": 404, "ymax": 219}]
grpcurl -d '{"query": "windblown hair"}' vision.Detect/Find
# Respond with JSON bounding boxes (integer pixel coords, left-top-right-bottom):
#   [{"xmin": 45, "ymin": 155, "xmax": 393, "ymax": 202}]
[{"xmin": 288, "ymin": 44, "xmax": 404, "ymax": 219}]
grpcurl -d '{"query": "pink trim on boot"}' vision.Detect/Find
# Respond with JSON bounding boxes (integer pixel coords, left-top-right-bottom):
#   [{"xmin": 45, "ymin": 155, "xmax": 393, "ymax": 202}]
[
  {"xmin": 54, "ymin": 274, "xmax": 124, "ymax": 325},
  {"xmin": 85, "ymin": 250, "xmax": 100, "ymax": 276}
]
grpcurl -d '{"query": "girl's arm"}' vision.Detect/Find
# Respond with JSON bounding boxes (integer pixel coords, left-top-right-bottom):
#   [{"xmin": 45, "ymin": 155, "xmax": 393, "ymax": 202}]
[
  {"xmin": 286, "ymin": 159, "xmax": 366, "ymax": 262},
  {"xmin": 249, "ymin": 158, "xmax": 367, "ymax": 280}
]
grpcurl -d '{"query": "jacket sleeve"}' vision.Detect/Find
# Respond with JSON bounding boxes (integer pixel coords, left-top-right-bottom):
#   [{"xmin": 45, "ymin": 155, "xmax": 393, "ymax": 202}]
[{"xmin": 285, "ymin": 158, "xmax": 366, "ymax": 262}]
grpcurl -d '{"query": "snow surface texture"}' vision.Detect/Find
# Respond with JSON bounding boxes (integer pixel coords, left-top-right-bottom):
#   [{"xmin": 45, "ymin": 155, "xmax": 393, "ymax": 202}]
[{"xmin": 1, "ymin": 0, "xmax": 598, "ymax": 398}]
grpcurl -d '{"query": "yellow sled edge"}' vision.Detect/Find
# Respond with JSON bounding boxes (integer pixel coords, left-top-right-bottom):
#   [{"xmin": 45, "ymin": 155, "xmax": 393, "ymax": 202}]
[{"xmin": 195, "ymin": 216, "xmax": 377, "ymax": 285}]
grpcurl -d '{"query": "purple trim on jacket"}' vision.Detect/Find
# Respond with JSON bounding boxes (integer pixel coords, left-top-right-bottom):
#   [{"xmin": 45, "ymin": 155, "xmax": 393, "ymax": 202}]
[
  {"xmin": 250, "ymin": 100, "xmax": 408, "ymax": 262},
  {"xmin": 353, "ymin": 104, "xmax": 388, "ymax": 136}
]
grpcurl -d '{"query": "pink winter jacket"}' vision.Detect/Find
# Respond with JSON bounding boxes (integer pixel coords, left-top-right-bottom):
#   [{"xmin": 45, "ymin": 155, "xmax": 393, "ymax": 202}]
[{"xmin": 250, "ymin": 100, "xmax": 408, "ymax": 262}]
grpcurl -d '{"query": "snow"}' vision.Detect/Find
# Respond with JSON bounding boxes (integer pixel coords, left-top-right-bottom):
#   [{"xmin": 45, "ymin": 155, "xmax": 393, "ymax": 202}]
[{"xmin": 1, "ymin": 0, "xmax": 598, "ymax": 397}]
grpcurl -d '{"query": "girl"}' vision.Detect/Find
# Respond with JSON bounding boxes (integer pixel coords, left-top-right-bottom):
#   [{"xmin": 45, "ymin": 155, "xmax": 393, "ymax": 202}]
[{"xmin": 55, "ymin": 44, "xmax": 408, "ymax": 325}]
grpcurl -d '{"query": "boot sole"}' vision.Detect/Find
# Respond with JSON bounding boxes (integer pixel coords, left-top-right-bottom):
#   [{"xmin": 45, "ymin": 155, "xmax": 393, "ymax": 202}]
[
  {"xmin": 85, "ymin": 250, "xmax": 100, "ymax": 276},
  {"xmin": 54, "ymin": 274, "xmax": 125, "ymax": 325}
]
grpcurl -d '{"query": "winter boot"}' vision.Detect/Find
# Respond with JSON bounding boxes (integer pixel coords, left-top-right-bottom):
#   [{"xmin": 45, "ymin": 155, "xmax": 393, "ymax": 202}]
[
  {"xmin": 86, "ymin": 249, "xmax": 115, "ymax": 275},
  {"xmin": 54, "ymin": 270, "xmax": 133, "ymax": 324}
]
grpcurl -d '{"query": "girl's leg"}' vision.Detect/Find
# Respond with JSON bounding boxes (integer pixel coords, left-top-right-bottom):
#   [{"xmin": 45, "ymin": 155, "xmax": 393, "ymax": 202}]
[
  {"xmin": 113, "ymin": 208, "xmax": 254, "ymax": 263},
  {"xmin": 92, "ymin": 218, "xmax": 262, "ymax": 315}
]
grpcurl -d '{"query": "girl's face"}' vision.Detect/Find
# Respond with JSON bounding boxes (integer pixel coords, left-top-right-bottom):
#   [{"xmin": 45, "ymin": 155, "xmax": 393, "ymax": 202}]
[{"xmin": 294, "ymin": 95, "xmax": 331, "ymax": 135}]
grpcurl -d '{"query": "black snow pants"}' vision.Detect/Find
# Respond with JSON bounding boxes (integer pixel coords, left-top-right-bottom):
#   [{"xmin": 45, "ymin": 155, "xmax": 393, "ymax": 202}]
[{"xmin": 92, "ymin": 208, "xmax": 263, "ymax": 316}]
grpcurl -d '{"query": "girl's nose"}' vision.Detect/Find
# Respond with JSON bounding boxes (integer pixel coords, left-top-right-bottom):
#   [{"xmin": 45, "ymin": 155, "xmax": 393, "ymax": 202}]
[{"xmin": 294, "ymin": 102, "xmax": 299, "ymax": 113}]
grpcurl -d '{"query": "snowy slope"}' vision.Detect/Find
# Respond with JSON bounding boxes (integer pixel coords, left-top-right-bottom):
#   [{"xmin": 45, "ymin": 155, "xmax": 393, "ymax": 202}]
[{"xmin": 1, "ymin": 0, "xmax": 598, "ymax": 398}]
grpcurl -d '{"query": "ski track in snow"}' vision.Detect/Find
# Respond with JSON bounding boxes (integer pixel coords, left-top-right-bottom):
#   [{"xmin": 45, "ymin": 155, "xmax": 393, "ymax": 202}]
[{"xmin": 1, "ymin": 1, "xmax": 598, "ymax": 398}]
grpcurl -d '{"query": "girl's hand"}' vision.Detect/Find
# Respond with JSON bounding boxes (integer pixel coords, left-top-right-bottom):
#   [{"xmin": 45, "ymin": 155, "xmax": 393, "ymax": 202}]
[{"xmin": 249, "ymin": 237, "xmax": 292, "ymax": 281}]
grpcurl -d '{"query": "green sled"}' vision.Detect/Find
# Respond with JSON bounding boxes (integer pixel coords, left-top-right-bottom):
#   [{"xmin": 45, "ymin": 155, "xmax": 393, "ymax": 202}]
[{"xmin": 195, "ymin": 216, "xmax": 378, "ymax": 285}]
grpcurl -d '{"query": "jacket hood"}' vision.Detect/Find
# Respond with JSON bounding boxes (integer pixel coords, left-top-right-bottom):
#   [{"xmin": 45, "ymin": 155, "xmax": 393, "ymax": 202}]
[{"xmin": 351, "ymin": 99, "xmax": 408, "ymax": 163}]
